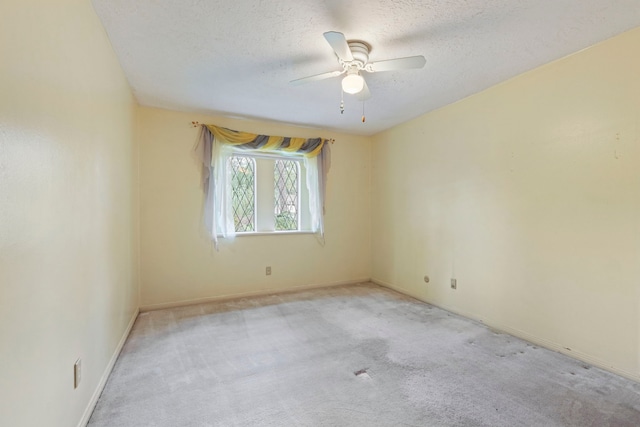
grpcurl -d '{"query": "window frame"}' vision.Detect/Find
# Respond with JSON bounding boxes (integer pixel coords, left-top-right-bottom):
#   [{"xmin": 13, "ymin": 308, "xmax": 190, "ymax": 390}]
[
  {"xmin": 226, "ymin": 150, "xmax": 312, "ymax": 236},
  {"xmin": 227, "ymin": 155, "xmax": 257, "ymax": 233},
  {"xmin": 274, "ymin": 158, "xmax": 301, "ymax": 232}
]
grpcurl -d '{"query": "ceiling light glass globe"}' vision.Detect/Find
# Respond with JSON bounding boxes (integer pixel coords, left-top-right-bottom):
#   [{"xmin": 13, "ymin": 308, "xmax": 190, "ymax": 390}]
[{"xmin": 342, "ymin": 74, "xmax": 364, "ymax": 94}]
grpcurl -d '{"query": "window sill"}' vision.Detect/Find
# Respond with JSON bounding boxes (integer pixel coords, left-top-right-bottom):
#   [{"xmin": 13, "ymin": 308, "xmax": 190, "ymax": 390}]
[{"xmin": 234, "ymin": 230, "xmax": 316, "ymax": 237}]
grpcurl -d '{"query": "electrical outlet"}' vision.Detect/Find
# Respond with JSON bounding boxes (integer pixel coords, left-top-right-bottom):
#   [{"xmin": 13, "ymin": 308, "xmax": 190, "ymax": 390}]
[
  {"xmin": 450, "ymin": 278, "xmax": 457, "ymax": 289},
  {"xmin": 266, "ymin": 266, "xmax": 271, "ymax": 276},
  {"xmin": 74, "ymin": 359, "xmax": 81, "ymax": 389}
]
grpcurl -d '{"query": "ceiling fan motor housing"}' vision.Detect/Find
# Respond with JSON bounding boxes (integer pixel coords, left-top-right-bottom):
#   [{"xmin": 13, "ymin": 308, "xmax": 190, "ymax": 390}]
[{"xmin": 346, "ymin": 41, "xmax": 370, "ymax": 69}]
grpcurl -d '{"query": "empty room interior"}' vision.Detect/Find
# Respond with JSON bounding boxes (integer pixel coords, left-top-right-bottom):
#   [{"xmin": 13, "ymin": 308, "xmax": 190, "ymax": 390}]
[{"xmin": 2, "ymin": 0, "xmax": 640, "ymax": 426}]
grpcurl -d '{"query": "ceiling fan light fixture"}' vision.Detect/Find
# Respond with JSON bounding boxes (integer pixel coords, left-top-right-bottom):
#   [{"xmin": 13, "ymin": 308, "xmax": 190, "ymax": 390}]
[{"xmin": 342, "ymin": 73, "xmax": 364, "ymax": 94}]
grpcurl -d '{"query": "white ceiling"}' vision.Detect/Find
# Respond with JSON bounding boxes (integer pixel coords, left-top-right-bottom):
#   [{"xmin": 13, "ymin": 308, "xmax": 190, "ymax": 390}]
[{"xmin": 92, "ymin": 0, "xmax": 640, "ymax": 136}]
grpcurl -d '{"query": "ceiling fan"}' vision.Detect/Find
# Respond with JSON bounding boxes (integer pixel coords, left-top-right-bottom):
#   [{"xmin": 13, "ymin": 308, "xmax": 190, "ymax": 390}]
[{"xmin": 290, "ymin": 31, "xmax": 426, "ymax": 101}]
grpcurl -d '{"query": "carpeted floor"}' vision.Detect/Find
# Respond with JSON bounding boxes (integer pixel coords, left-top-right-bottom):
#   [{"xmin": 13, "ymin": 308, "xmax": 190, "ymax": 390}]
[{"xmin": 88, "ymin": 283, "xmax": 640, "ymax": 426}]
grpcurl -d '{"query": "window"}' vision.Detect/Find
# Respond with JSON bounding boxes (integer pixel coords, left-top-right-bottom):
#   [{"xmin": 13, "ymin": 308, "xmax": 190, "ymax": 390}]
[
  {"xmin": 198, "ymin": 125, "xmax": 330, "ymax": 249},
  {"xmin": 228, "ymin": 156, "xmax": 256, "ymax": 232},
  {"xmin": 228, "ymin": 154, "xmax": 306, "ymax": 234},
  {"xmin": 274, "ymin": 159, "xmax": 299, "ymax": 231}
]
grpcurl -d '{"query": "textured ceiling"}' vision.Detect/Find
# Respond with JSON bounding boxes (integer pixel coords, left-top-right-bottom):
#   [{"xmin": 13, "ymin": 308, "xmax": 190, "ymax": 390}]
[{"xmin": 92, "ymin": 0, "xmax": 640, "ymax": 136}]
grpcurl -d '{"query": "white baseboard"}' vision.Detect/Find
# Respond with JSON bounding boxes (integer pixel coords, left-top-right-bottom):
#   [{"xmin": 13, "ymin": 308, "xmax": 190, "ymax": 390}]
[
  {"xmin": 486, "ymin": 321, "xmax": 640, "ymax": 383},
  {"xmin": 77, "ymin": 308, "xmax": 139, "ymax": 427},
  {"xmin": 140, "ymin": 278, "xmax": 371, "ymax": 312},
  {"xmin": 371, "ymin": 278, "xmax": 640, "ymax": 384},
  {"xmin": 371, "ymin": 278, "xmax": 418, "ymax": 300}
]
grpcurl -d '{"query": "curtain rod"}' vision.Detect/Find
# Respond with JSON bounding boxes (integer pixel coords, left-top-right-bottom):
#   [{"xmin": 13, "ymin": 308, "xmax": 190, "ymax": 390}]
[{"xmin": 190, "ymin": 121, "xmax": 335, "ymax": 144}]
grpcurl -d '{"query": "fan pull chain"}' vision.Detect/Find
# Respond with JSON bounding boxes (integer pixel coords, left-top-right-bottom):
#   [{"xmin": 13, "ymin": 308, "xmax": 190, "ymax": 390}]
[
  {"xmin": 340, "ymin": 89, "xmax": 345, "ymax": 114},
  {"xmin": 362, "ymin": 101, "xmax": 366, "ymax": 123}
]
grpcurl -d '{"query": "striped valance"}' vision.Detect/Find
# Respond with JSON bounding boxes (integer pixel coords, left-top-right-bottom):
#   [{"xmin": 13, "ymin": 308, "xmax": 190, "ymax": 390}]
[{"xmin": 205, "ymin": 124, "xmax": 330, "ymax": 158}]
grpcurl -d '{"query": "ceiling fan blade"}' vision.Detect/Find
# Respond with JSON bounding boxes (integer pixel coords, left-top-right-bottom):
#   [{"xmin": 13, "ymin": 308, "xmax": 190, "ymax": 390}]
[
  {"xmin": 367, "ymin": 55, "xmax": 426, "ymax": 72},
  {"xmin": 355, "ymin": 79, "xmax": 371, "ymax": 101},
  {"xmin": 323, "ymin": 31, "xmax": 354, "ymax": 62},
  {"xmin": 290, "ymin": 69, "xmax": 344, "ymax": 86}
]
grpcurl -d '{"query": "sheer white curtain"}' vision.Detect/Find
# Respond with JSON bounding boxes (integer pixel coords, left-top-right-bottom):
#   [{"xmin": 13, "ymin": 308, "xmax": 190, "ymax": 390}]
[
  {"xmin": 199, "ymin": 128, "xmax": 235, "ymax": 250},
  {"xmin": 304, "ymin": 142, "xmax": 331, "ymax": 242},
  {"xmin": 211, "ymin": 140, "xmax": 236, "ymax": 248}
]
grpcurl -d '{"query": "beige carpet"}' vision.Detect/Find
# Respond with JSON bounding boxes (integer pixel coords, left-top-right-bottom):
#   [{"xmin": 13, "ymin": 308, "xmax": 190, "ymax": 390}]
[{"xmin": 88, "ymin": 282, "xmax": 640, "ymax": 426}]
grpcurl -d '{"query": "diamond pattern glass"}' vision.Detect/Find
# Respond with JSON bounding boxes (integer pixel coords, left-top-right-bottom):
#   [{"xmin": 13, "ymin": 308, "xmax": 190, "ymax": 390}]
[
  {"xmin": 229, "ymin": 156, "xmax": 255, "ymax": 232},
  {"xmin": 274, "ymin": 159, "xmax": 299, "ymax": 231}
]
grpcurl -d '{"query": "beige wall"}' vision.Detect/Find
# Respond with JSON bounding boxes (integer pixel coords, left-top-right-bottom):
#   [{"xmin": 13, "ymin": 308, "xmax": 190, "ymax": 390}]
[
  {"xmin": 0, "ymin": 1, "xmax": 139, "ymax": 426},
  {"xmin": 372, "ymin": 28, "xmax": 640, "ymax": 380},
  {"xmin": 137, "ymin": 107, "xmax": 371, "ymax": 309}
]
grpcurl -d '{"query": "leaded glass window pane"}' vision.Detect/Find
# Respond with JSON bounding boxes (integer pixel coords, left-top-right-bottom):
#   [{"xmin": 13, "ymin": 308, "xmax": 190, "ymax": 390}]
[
  {"xmin": 274, "ymin": 159, "xmax": 299, "ymax": 231},
  {"xmin": 229, "ymin": 156, "xmax": 255, "ymax": 232}
]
